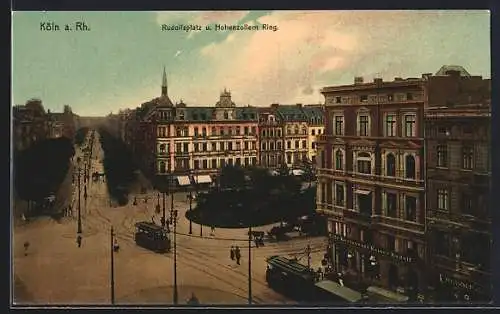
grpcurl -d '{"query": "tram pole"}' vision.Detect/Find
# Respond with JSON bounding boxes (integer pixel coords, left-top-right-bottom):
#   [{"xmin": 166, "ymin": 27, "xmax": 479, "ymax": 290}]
[
  {"xmin": 248, "ymin": 225, "xmax": 252, "ymax": 305},
  {"xmin": 77, "ymin": 167, "xmax": 82, "ymax": 234},
  {"xmin": 171, "ymin": 209, "xmax": 178, "ymax": 304},
  {"xmin": 110, "ymin": 226, "xmax": 115, "ymax": 305}
]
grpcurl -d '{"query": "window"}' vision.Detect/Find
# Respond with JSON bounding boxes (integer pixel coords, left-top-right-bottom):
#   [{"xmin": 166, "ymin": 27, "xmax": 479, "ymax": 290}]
[
  {"xmin": 302, "ymin": 140, "xmax": 307, "ymax": 149},
  {"xmin": 220, "ymin": 128, "xmax": 225, "ymax": 136},
  {"xmin": 461, "ymin": 194, "xmax": 474, "ymax": 215},
  {"xmin": 404, "ymin": 114, "xmax": 416, "ymax": 137},
  {"xmin": 159, "ymin": 161, "xmax": 166, "ymax": 173},
  {"xmin": 405, "ymin": 155, "xmax": 416, "ymax": 179},
  {"xmin": 406, "ymin": 93, "xmax": 413, "ymax": 101},
  {"xmin": 438, "ymin": 126, "xmax": 450, "ymax": 136},
  {"xmin": 244, "ymin": 127, "xmax": 249, "ymax": 135},
  {"xmin": 176, "ymin": 143, "xmax": 182, "ymax": 153},
  {"xmin": 183, "ymin": 143, "xmax": 189, "ymax": 152},
  {"xmin": 277, "ymin": 129, "xmax": 282, "ymax": 137},
  {"xmin": 462, "ymin": 145, "xmax": 474, "ymax": 170},
  {"xmin": 385, "ymin": 114, "xmax": 396, "ymax": 137},
  {"xmin": 270, "ymin": 142, "xmax": 274, "ymax": 150},
  {"xmin": 287, "ymin": 141, "xmax": 291, "ymax": 149},
  {"xmin": 194, "ymin": 160, "xmax": 200, "ymax": 169},
  {"xmin": 335, "ymin": 96, "xmax": 341, "ymax": 103},
  {"xmin": 320, "ymin": 183, "xmax": 326, "ymax": 203},
  {"xmin": 211, "ymin": 142, "xmax": 216, "ymax": 151},
  {"xmin": 405, "ymin": 196, "xmax": 417, "ymax": 221},
  {"xmin": 277, "ymin": 141, "xmax": 282, "ymax": 150},
  {"xmin": 357, "ymin": 152, "xmax": 371, "ymax": 174},
  {"xmin": 312, "ymin": 129, "xmax": 316, "ymax": 135},
  {"xmin": 194, "ymin": 143, "xmax": 199, "ymax": 152},
  {"xmin": 386, "ymin": 193, "xmax": 397, "ymax": 218},
  {"xmin": 228, "ymin": 142, "xmax": 233, "ymax": 150},
  {"xmin": 211, "ymin": 159, "xmax": 217, "ymax": 169},
  {"xmin": 387, "ymin": 94, "xmax": 394, "ymax": 102},
  {"xmin": 202, "ymin": 127, "xmax": 207, "ymax": 136},
  {"xmin": 202, "ymin": 143, "xmax": 207, "ymax": 151},
  {"xmin": 360, "ymin": 95, "xmax": 368, "ymax": 102},
  {"xmin": 435, "ymin": 231, "xmax": 450, "ymax": 256},
  {"xmin": 358, "ymin": 115, "xmax": 369, "ymax": 136},
  {"xmin": 437, "ymin": 145, "xmax": 448, "ymax": 167},
  {"xmin": 386, "ymin": 153, "xmax": 396, "ymax": 176},
  {"xmin": 194, "ymin": 127, "xmax": 199, "ymax": 136},
  {"xmin": 312, "ymin": 142, "xmax": 316, "ymax": 149},
  {"xmin": 437, "ymin": 189, "xmax": 449, "ymax": 211},
  {"xmin": 262, "ymin": 142, "xmax": 267, "ymax": 150},
  {"xmin": 211, "ymin": 127, "xmax": 216, "ymax": 135},
  {"xmin": 335, "ymin": 116, "xmax": 344, "ymax": 136},
  {"xmin": 294, "ymin": 126, "xmax": 299, "ymax": 135},
  {"xmin": 335, "ymin": 184, "xmax": 344, "ymax": 206},
  {"xmin": 236, "ymin": 126, "xmax": 241, "ymax": 135},
  {"xmin": 244, "ymin": 141, "xmax": 249, "ymax": 150},
  {"xmin": 295, "ymin": 140, "xmax": 299, "ymax": 149},
  {"xmin": 159, "ymin": 144, "xmax": 166, "ymax": 154},
  {"xmin": 224, "ymin": 111, "xmax": 229, "ymax": 119},
  {"xmin": 335, "ymin": 150, "xmax": 343, "ymax": 170}
]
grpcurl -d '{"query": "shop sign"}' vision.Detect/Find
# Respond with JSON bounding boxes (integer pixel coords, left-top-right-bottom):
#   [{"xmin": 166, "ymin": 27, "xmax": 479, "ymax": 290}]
[
  {"xmin": 439, "ymin": 273, "xmax": 475, "ymax": 291},
  {"xmin": 332, "ymin": 234, "xmax": 415, "ymax": 263}
]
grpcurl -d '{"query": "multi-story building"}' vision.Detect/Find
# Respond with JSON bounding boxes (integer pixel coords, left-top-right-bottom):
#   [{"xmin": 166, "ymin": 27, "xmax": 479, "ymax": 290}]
[
  {"xmin": 425, "ymin": 106, "xmax": 491, "ymax": 302},
  {"xmin": 276, "ymin": 104, "xmax": 309, "ymax": 168},
  {"xmin": 124, "ymin": 69, "xmax": 259, "ymax": 186},
  {"xmin": 317, "ymin": 75, "xmax": 427, "ymax": 300},
  {"xmin": 258, "ymin": 107, "xmax": 284, "ymax": 168},
  {"xmin": 316, "ymin": 65, "xmax": 491, "ymax": 302},
  {"xmin": 302, "ymin": 105, "xmax": 325, "ymax": 165},
  {"xmin": 13, "ymin": 99, "xmax": 50, "ymax": 151}
]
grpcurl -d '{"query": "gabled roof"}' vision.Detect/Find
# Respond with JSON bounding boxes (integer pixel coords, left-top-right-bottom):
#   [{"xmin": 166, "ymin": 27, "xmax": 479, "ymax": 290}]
[
  {"xmin": 275, "ymin": 105, "xmax": 307, "ymax": 121},
  {"xmin": 435, "ymin": 65, "xmax": 471, "ymax": 77}
]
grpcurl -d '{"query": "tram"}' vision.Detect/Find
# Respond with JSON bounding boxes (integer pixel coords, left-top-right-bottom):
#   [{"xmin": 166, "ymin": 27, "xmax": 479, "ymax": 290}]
[{"xmin": 134, "ymin": 221, "xmax": 171, "ymax": 253}]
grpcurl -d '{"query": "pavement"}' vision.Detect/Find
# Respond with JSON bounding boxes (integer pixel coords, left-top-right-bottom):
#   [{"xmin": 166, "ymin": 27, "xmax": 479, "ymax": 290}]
[{"xmin": 12, "ymin": 131, "xmax": 328, "ymax": 306}]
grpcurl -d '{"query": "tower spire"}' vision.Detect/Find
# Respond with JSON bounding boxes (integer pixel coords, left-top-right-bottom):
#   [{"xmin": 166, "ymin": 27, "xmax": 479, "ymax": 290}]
[{"xmin": 161, "ymin": 66, "xmax": 168, "ymax": 97}]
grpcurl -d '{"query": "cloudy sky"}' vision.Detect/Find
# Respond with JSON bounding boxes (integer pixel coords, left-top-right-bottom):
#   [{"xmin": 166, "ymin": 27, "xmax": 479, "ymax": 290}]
[{"xmin": 12, "ymin": 10, "xmax": 490, "ymax": 116}]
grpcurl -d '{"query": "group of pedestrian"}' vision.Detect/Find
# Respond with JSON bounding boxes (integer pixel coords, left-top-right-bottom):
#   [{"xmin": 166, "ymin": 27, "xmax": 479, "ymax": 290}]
[{"xmin": 230, "ymin": 246, "xmax": 241, "ymax": 265}]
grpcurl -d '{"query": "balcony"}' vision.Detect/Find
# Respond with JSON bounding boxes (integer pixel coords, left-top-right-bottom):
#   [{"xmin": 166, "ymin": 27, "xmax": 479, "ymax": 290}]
[
  {"xmin": 427, "ymin": 209, "xmax": 491, "ymax": 231},
  {"xmin": 372, "ymin": 216, "xmax": 425, "ymax": 234}
]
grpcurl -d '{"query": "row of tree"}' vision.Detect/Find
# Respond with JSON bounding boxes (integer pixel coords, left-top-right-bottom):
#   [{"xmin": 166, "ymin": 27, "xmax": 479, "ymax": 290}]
[
  {"xmin": 98, "ymin": 128, "xmax": 138, "ymax": 205},
  {"xmin": 74, "ymin": 127, "xmax": 89, "ymax": 146},
  {"xmin": 14, "ymin": 137, "xmax": 75, "ymax": 201}
]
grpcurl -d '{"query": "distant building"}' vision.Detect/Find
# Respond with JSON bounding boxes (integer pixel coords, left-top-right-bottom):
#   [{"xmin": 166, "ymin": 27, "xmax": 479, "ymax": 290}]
[
  {"xmin": 301, "ymin": 105, "xmax": 325, "ymax": 165},
  {"xmin": 258, "ymin": 107, "xmax": 284, "ymax": 168},
  {"xmin": 276, "ymin": 104, "xmax": 309, "ymax": 168}
]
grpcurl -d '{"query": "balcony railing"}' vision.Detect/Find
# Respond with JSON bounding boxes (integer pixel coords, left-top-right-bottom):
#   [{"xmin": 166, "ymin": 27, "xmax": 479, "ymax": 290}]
[{"xmin": 372, "ymin": 215, "xmax": 425, "ymax": 234}]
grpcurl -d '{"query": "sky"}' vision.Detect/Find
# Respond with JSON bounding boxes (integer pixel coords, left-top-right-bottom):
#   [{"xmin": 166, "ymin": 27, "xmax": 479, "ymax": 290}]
[{"xmin": 12, "ymin": 10, "xmax": 490, "ymax": 117}]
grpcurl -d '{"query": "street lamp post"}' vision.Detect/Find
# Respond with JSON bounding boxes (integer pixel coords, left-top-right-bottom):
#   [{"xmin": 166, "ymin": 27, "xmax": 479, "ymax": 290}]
[
  {"xmin": 188, "ymin": 170, "xmax": 193, "ymax": 235},
  {"xmin": 110, "ymin": 226, "xmax": 115, "ymax": 305},
  {"xmin": 77, "ymin": 166, "xmax": 82, "ymax": 234},
  {"xmin": 170, "ymin": 209, "xmax": 178, "ymax": 304},
  {"xmin": 248, "ymin": 225, "xmax": 252, "ymax": 304}
]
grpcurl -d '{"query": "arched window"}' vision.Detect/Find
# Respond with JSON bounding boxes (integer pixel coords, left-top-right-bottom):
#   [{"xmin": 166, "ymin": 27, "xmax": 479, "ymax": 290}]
[
  {"xmin": 405, "ymin": 155, "xmax": 416, "ymax": 179},
  {"xmin": 386, "ymin": 153, "xmax": 396, "ymax": 176},
  {"xmin": 159, "ymin": 161, "xmax": 166, "ymax": 173},
  {"xmin": 159, "ymin": 144, "xmax": 166, "ymax": 154},
  {"xmin": 335, "ymin": 150, "xmax": 343, "ymax": 170},
  {"xmin": 357, "ymin": 152, "xmax": 371, "ymax": 174}
]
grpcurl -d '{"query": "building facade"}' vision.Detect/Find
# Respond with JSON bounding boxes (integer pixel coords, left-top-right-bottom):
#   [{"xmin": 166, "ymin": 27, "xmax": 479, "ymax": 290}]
[
  {"xmin": 258, "ymin": 107, "xmax": 284, "ymax": 168},
  {"xmin": 317, "ymin": 65, "xmax": 491, "ymax": 302},
  {"xmin": 302, "ymin": 105, "xmax": 325, "ymax": 165},
  {"xmin": 425, "ymin": 104, "xmax": 491, "ymax": 302},
  {"xmin": 276, "ymin": 104, "xmax": 309, "ymax": 168},
  {"xmin": 317, "ymin": 75, "xmax": 427, "ymax": 300},
  {"xmin": 123, "ymin": 69, "xmax": 259, "ymax": 186}
]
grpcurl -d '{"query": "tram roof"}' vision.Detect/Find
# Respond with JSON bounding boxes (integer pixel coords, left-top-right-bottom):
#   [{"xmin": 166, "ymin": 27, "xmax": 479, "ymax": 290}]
[
  {"xmin": 266, "ymin": 255, "xmax": 312, "ymax": 275},
  {"xmin": 135, "ymin": 221, "xmax": 164, "ymax": 232}
]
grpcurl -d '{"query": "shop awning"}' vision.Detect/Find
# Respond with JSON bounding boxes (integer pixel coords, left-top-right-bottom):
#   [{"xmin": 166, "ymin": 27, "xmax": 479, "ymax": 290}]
[
  {"xmin": 366, "ymin": 286, "xmax": 409, "ymax": 303},
  {"xmin": 194, "ymin": 175, "xmax": 212, "ymax": 184},
  {"xmin": 314, "ymin": 280, "xmax": 363, "ymax": 303},
  {"xmin": 177, "ymin": 176, "xmax": 191, "ymax": 186},
  {"xmin": 355, "ymin": 189, "xmax": 372, "ymax": 195}
]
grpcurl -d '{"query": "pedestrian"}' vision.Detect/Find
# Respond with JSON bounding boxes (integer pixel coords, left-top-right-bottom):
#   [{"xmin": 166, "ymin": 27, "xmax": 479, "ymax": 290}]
[
  {"xmin": 113, "ymin": 238, "xmax": 120, "ymax": 252},
  {"xmin": 235, "ymin": 246, "xmax": 241, "ymax": 265},
  {"xmin": 230, "ymin": 246, "xmax": 235, "ymax": 261},
  {"xmin": 210, "ymin": 225, "xmax": 215, "ymax": 236},
  {"xmin": 76, "ymin": 235, "xmax": 82, "ymax": 248},
  {"xmin": 23, "ymin": 241, "xmax": 30, "ymax": 256}
]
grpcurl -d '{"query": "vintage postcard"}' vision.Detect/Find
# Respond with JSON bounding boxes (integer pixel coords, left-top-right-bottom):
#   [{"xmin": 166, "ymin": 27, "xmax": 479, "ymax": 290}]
[{"xmin": 11, "ymin": 10, "xmax": 491, "ymax": 306}]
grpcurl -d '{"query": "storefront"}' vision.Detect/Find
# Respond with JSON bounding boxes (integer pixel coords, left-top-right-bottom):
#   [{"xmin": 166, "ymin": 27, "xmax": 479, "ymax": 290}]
[{"xmin": 433, "ymin": 272, "xmax": 491, "ymax": 303}]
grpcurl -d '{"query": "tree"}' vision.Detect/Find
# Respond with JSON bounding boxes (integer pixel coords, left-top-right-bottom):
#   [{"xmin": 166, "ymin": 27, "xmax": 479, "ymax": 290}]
[
  {"xmin": 218, "ymin": 164, "xmax": 246, "ymax": 189},
  {"xmin": 302, "ymin": 162, "xmax": 316, "ymax": 187}
]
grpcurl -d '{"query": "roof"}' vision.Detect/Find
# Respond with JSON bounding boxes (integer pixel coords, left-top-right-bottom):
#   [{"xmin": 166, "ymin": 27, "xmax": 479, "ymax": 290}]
[
  {"xmin": 266, "ymin": 255, "xmax": 312, "ymax": 277},
  {"xmin": 435, "ymin": 65, "xmax": 471, "ymax": 77},
  {"xmin": 301, "ymin": 106, "xmax": 325, "ymax": 124},
  {"xmin": 275, "ymin": 105, "xmax": 308, "ymax": 121}
]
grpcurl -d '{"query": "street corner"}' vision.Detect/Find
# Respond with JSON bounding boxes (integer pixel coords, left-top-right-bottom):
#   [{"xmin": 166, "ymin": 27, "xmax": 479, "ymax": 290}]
[{"xmin": 117, "ymin": 284, "xmax": 247, "ymax": 305}]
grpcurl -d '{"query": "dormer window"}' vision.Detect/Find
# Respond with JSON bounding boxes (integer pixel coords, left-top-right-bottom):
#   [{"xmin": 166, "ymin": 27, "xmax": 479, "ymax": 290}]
[{"xmin": 224, "ymin": 111, "xmax": 229, "ymax": 119}]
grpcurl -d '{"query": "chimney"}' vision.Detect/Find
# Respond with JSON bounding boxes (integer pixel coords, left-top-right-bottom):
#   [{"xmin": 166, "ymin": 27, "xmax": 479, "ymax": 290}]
[
  {"xmin": 394, "ymin": 77, "xmax": 403, "ymax": 81},
  {"xmin": 374, "ymin": 78, "xmax": 383, "ymax": 84},
  {"xmin": 354, "ymin": 77, "xmax": 364, "ymax": 84},
  {"xmin": 422, "ymin": 73, "xmax": 432, "ymax": 80},
  {"xmin": 271, "ymin": 103, "xmax": 279, "ymax": 109},
  {"xmin": 296, "ymin": 103, "xmax": 303, "ymax": 108}
]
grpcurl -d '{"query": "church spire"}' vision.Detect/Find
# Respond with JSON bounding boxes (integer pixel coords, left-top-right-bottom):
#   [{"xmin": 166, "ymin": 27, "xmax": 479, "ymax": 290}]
[{"xmin": 161, "ymin": 66, "xmax": 168, "ymax": 97}]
